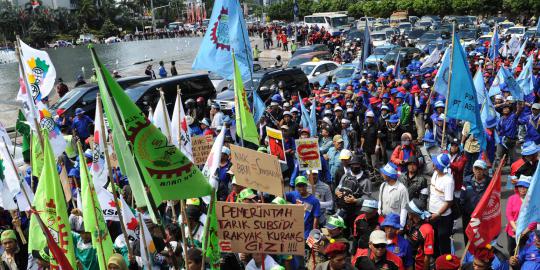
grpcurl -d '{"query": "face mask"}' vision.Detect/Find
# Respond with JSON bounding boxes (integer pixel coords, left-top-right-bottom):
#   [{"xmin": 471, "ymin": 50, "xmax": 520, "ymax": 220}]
[
  {"xmin": 351, "ymin": 166, "xmax": 362, "ymax": 175},
  {"xmin": 402, "ymin": 140, "xmax": 411, "ymax": 146}
]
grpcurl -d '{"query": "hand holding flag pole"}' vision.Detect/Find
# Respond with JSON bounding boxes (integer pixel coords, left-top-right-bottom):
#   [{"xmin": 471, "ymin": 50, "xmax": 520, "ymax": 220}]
[{"xmin": 441, "ymin": 23, "xmax": 456, "ymax": 149}]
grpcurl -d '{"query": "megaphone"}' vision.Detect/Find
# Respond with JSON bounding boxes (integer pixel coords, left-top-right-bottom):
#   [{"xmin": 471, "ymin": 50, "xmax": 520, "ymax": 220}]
[{"xmin": 306, "ymin": 229, "xmax": 322, "ymax": 248}]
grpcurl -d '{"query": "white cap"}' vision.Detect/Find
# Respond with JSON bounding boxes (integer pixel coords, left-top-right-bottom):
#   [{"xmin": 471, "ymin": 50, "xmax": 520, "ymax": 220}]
[
  {"xmin": 339, "ymin": 149, "xmax": 352, "ymax": 160},
  {"xmin": 334, "ymin": 106, "xmax": 343, "ymax": 112},
  {"xmin": 366, "ymin": 111, "xmax": 375, "ymax": 117},
  {"xmin": 495, "ymin": 94, "xmax": 503, "ymax": 100},
  {"xmin": 421, "ymin": 83, "xmax": 430, "ymax": 89},
  {"xmin": 369, "ymin": 230, "xmax": 386, "ymax": 245}
]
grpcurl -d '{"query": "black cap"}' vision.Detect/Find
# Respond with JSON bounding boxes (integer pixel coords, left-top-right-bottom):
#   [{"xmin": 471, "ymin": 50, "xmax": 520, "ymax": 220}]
[
  {"xmin": 405, "ymin": 156, "xmax": 418, "ymax": 165},
  {"xmin": 349, "ymin": 155, "xmax": 363, "ymax": 165},
  {"xmin": 450, "ymin": 138, "xmax": 459, "ymax": 145}
]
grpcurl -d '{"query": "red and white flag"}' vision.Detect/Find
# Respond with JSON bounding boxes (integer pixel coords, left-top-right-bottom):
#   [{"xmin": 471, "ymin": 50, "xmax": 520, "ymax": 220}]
[
  {"xmin": 171, "ymin": 91, "xmax": 193, "ymax": 161},
  {"xmin": 91, "ymin": 98, "xmax": 109, "ymax": 189},
  {"xmin": 465, "ymin": 158, "xmax": 505, "ymax": 255},
  {"xmin": 202, "ymin": 125, "xmax": 225, "ymax": 203}
]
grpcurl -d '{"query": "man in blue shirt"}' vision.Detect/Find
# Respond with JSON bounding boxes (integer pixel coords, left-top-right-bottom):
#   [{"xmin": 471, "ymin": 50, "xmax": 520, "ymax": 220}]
[
  {"xmin": 510, "ymin": 228, "xmax": 540, "ymax": 270},
  {"xmin": 286, "ymin": 176, "xmax": 321, "ymax": 239},
  {"xmin": 496, "ymin": 102, "xmax": 523, "ymax": 164},
  {"xmin": 382, "ymin": 213, "xmax": 414, "ymax": 269},
  {"xmin": 71, "ymin": 108, "xmax": 93, "ymax": 143},
  {"xmin": 158, "ymin": 61, "xmax": 167, "ymax": 78}
]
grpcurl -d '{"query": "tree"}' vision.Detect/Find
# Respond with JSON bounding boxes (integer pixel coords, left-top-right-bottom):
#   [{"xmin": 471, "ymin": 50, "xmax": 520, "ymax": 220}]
[
  {"xmin": 100, "ymin": 18, "xmax": 117, "ymax": 37},
  {"xmin": 77, "ymin": 0, "xmax": 96, "ymax": 28},
  {"xmin": 0, "ymin": 2, "xmax": 19, "ymax": 40}
]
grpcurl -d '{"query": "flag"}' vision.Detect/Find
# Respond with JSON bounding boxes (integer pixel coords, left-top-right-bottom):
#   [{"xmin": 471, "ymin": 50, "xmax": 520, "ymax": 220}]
[
  {"xmin": 78, "ymin": 143, "xmax": 114, "ymax": 270},
  {"xmin": 252, "ymin": 90, "xmax": 265, "ymax": 123},
  {"xmin": 91, "ymin": 47, "xmax": 212, "ymax": 204},
  {"xmin": 15, "ymin": 110, "xmax": 31, "ymax": 162},
  {"xmin": 507, "ymin": 36, "xmax": 521, "ymax": 57},
  {"xmin": 0, "ymin": 159, "xmax": 17, "ymax": 210},
  {"xmin": 202, "ymin": 125, "xmax": 226, "ymax": 204},
  {"xmin": 95, "ymin": 185, "xmax": 139, "ymax": 240},
  {"xmin": 473, "ymin": 66, "xmax": 486, "ymax": 104},
  {"xmin": 0, "ymin": 122, "xmax": 20, "ymax": 198},
  {"xmin": 299, "ymin": 97, "xmax": 310, "ymax": 130},
  {"xmin": 489, "ymin": 24, "xmax": 499, "ymax": 60},
  {"xmin": 29, "ymin": 132, "xmax": 76, "ymax": 268},
  {"xmin": 358, "ymin": 18, "xmax": 371, "ymax": 72},
  {"xmin": 92, "ymin": 97, "xmax": 109, "ymax": 189},
  {"xmin": 233, "ymin": 52, "xmax": 259, "ymax": 146},
  {"xmin": 31, "ymin": 133, "xmax": 43, "ymax": 177},
  {"xmin": 171, "ymin": 91, "xmax": 193, "ymax": 162},
  {"xmin": 500, "ymin": 67, "xmax": 523, "ymax": 100},
  {"xmin": 420, "ymin": 47, "xmax": 441, "ymax": 69},
  {"xmin": 488, "ymin": 67, "xmax": 503, "ymax": 97},
  {"xmin": 517, "ymin": 55, "xmax": 534, "ymax": 96},
  {"xmin": 433, "ymin": 46, "xmax": 451, "ymax": 96},
  {"xmin": 16, "ymin": 181, "xmax": 34, "ymax": 212},
  {"xmin": 512, "ymin": 38, "xmax": 527, "ymax": 70},
  {"xmin": 446, "ymin": 32, "xmax": 486, "ymax": 150},
  {"xmin": 139, "ymin": 214, "xmax": 158, "ymax": 270},
  {"xmin": 202, "ymin": 194, "xmax": 220, "ymax": 270},
  {"xmin": 309, "ymin": 101, "xmax": 317, "ymax": 137},
  {"xmin": 192, "ymin": 0, "xmax": 253, "ymax": 80},
  {"xmin": 465, "ymin": 158, "xmax": 504, "ymax": 254},
  {"xmin": 17, "ymin": 39, "xmax": 56, "ymax": 99},
  {"xmin": 516, "ymin": 160, "xmax": 540, "ymax": 239},
  {"xmin": 393, "ymin": 52, "xmax": 401, "ymax": 78},
  {"xmin": 537, "ymin": 19, "xmax": 540, "ymax": 34},
  {"xmin": 152, "ymin": 92, "xmax": 172, "ymax": 142}
]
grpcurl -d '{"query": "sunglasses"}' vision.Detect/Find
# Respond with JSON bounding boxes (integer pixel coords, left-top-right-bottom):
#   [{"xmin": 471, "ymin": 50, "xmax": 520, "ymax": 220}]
[{"xmin": 373, "ymin": 244, "xmax": 387, "ymax": 249}]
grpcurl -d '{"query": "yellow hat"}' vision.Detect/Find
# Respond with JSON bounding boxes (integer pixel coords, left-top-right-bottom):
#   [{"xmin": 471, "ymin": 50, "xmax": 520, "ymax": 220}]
[{"xmin": 1, "ymin": 230, "xmax": 16, "ymax": 242}]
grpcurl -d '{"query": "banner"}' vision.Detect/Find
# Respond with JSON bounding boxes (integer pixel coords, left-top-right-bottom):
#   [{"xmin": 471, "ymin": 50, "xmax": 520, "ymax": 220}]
[
  {"xmin": 295, "ymin": 138, "xmax": 322, "ymax": 171},
  {"xmin": 192, "ymin": 135, "xmax": 214, "ymax": 165},
  {"xmin": 216, "ymin": 202, "xmax": 305, "ymax": 255},
  {"xmin": 266, "ymin": 127, "xmax": 286, "ymax": 163},
  {"xmin": 230, "ymin": 145, "xmax": 283, "ymax": 197}
]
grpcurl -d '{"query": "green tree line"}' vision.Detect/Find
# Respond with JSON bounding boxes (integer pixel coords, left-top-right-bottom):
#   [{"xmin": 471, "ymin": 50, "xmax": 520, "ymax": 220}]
[{"xmin": 265, "ymin": 0, "xmax": 540, "ymax": 21}]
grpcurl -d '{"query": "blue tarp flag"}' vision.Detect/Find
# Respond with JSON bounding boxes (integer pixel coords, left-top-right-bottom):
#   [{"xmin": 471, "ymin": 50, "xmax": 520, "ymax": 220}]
[
  {"xmin": 192, "ymin": 0, "xmax": 253, "ymax": 80},
  {"xmin": 309, "ymin": 101, "xmax": 317, "ymax": 137},
  {"xmin": 252, "ymin": 90, "xmax": 265, "ymax": 123},
  {"xmin": 537, "ymin": 19, "xmax": 540, "ymax": 34},
  {"xmin": 480, "ymin": 93, "xmax": 499, "ymax": 128},
  {"xmin": 488, "ymin": 68, "xmax": 503, "ymax": 97},
  {"xmin": 512, "ymin": 38, "xmax": 527, "ymax": 70},
  {"xmin": 501, "ymin": 67, "xmax": 523, "ymax": 100},
  {"xmin": 473, "ymin": 66, "xmax": 486, "ymax": 104},
  {"xmin": 299, "ymin": 97, "xmax": 310, "ymax": 130},
  {"xmin": 489, "ymin": 24, "xmax": 499, "ymax": 61},
  {"xmin": 516, "ymin": 161, "xmax": 540, "ymax": 241},
  {"xmin": 358, "ymin": 18, "xmax": 371, "ymax": 72},
  {"xmin": 517, "ymin": 55, "xmax": 534, "ymax": 96},
  {"xmin": 433, "ymin": 46, "xmax": 451, "ymax": 96},
  {"xmin": 393, "ymin": 52, "xmax": 401, "ymax": 78},
  {"xmin": 446, "ymin": 32, "xmax": 486, "ymax": 150}
]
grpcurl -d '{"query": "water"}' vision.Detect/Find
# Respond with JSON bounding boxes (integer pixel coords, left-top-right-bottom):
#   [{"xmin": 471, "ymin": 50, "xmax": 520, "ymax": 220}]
[{"xmin": 0, "ymin": 37, "xmax": 203, "ymax": 127}]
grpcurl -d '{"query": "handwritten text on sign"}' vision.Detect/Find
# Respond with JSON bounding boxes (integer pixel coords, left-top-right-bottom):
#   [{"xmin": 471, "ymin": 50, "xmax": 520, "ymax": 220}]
[
  {"xmin": 191, "ymin": 135, "xmax": 214, "ymax": 165},
  {"xmin": 230, "ymin": 145, "xmax": 283, "ymax": 197},
  {"xmin": 216, "ymin": 202, "xmax": 305, "ymax": 255},
  {"xmin": 295, "ymin": 138, "xmax": 322, "ymax": 171}
]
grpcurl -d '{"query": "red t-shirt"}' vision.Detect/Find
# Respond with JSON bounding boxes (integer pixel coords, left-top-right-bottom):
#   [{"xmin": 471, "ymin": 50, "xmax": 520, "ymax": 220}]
[{"xmin": 414, "ymin": 223, "xmax": 435, "ymax": 270}]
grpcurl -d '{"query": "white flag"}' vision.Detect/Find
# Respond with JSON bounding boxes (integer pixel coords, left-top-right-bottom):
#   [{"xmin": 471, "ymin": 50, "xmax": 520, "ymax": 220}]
[
  {"xmin": 91, "ymin": 101, "xmax": 109, "ymax": 189},
  {"xmin": 0, "ymin": 123, "xmax": 21, "ymax": 196},
  {"xmin": 171, "ymin": 92, "xmax": 193, "ymax": 161},
  {"xmin": 139, "ymin": 214, "xmax": 159, "ymax": 270},
  {"xmin": 16, "ymin": 181, "xmax": 34, "ymax": 211},
  {"xmin": 420, "ymin": 48, "xmax": 441, "ymax": 69},
  {"xmin": 152, "ymin": 93, "xmax": 172, "ymax": 141},
  {"xmin": 202, "ymin": 125, "xmax": 226, "ymax": 204},
  {"xmin": 95, "ymin": 186, "xmax": 139, "ymax": 239},
  {"xmin": 17, "ymin": 39, "xmax": 57, "ymax": 99}
]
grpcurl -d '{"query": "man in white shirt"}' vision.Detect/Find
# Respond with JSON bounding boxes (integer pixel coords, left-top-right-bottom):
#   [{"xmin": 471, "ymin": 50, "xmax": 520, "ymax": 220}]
[
  {"xmin": 378, "ymin": 163, "xmax": 409, "ymax": 227},
  {"xmin": 210, "ymin": 103, "xmax": 224, "ymax": 129},
  {"xmin": 428, "ymin": 153, "xmax": 455, "ymax": 257}
]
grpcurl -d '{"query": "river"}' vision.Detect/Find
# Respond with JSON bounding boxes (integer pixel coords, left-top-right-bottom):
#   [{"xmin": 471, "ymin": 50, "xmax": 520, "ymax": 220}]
[{"xmin": 0, "ymin": 36, "xmax": 203, "ymax": 127}]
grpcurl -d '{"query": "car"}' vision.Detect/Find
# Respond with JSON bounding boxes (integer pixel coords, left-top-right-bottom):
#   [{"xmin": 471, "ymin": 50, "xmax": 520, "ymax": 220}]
[
  {"xmin": 213, "ymin": 68, "xmax": 309, "ymax": 111},
  {"xmin": 365, "ymin": 44, "xmax": 399, "ymax": 64},
  {"xmin": 104, "ymin": 36, "xmax": 121, "ymax": 44},
  {"xmin": 48, "ymin": 40, "xmax": 73, "ymax": 48},
  {"xmin": 405, "ymin": 28, "xmax": 427, "ymax": 44},
  {"xmin": 398, "ymin": 22, "xmax": 413, "ymax": 34},
  {"xmin": 299, "ymin": 60, "xmax": 339, "ymax": 82},
  {"xmin": 382, "ymin": 47, "xmax": 422, "ymax": 67},
  {"xmin": 291, "ymin": 44, "xmax": 330, "ymax": 58},
  {"xmin": 458, "ymin": 29, "xmax": 479, "ymax": 47},
  {"xmin": 504, "ymin": 26, "xmax": 526, "ymax": 38},
  {"xmin": 287, "ymin": 51, "xmax": 333, "ymax": 67},
  {"xmin": 371, "ymin": 31, "xmax": 388, "ymax": 47},
  {"xmin": 498, "ymin": 21, "xmax": 515, "ymax": 31},
  {"xmin": 476, "ymin": 34, "xmax": 493, "ymax": 46},
  {"xmin": 50, "ymin": 76, "xmax": 150, "ymax": 119},
  {"xmin": 383, "ymin": 27, "xmax": 400, "ymax": 37},
  {"xmin": 479, "ymin": 24, "xmax": 491, "ymax": 35},
  {"xmin": 415, "ymin": 31, "xmax": 445, "ymax": 50},
  {"xmin": 345, "ymin": 30, "xmax": 365, "ymax": 43},
  {"xmin": 124, "ymin": 74, "xmax": 216, "ymax": 115},
  {"xmin": 327, "ymin": 63, "xmax": 356, "ymax": 89},
  {"xmin": 487, "ymin": 17, "xmax": 506, "ymax": 26},
  {"xmin": 424, "ymin": 40, "xmax": 450, "ymax": 54},
  {"xmin": 415, "ymin": 21, "xmax": 433, "ymax": 30},
  {"xmin": 524, "ymin": 29, "xmax": 538, "ymax": 40}
]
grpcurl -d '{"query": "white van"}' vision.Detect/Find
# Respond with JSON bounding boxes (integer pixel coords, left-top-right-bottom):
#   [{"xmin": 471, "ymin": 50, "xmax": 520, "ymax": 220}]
[{"xmin": 304, "ymin": 12, "xmax": 350, "ymax": 36}]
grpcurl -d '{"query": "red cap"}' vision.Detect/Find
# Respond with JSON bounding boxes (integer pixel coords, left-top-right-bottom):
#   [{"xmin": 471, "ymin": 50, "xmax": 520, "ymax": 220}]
[
  {"xmin": 56, "ymin": 109, "xmax": 66, "ymax": 116},
  {"xmin": 397, "ymin": 86, "xmax": 406, "ymax": 93},
  {"xmin": 411, "ymin": 85, "xmax": 421, "ymax": 94},
  {"xmin": 473, "ymin": 244, "xmax": 495, "ymax": 262},
  {"xmin": 302, "ymin": 97, "xmax": 309, "ymax": 104},
  {"xmin": 369, "ymin": 97, "xmax": 381, "ymax": 105},
  {"xmin": 424, "ymin": 73, "xmax": 432, "ymax": 78},
  {"xmin": 324, "ymin": 242, "xmax": 347, "ymax": 258},
  {"xmin": 435, "ymin": 254, "xmax": 460, "ymax": 270},
  {"xmin": 291, "ymin": 95, "xmax": 298, "ymax": 101}
]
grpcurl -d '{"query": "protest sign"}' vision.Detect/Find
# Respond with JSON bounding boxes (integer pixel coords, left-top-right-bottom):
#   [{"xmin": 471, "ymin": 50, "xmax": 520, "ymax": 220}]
[
  {"xmin": 191, "ymin": 135, "xmax": 214, "ymax": 165},
  {"xmin": 230, "ymin": 145, "xmax": 283, "ymax": 196},
  {"xmin": 295, "ymin": 138, "xmax": 322, "ymax": 171},
  {"xmin": 216, "ymin": 202, "xmax": 305, "ymax": 255},
  {"xmin": 266, "ymin": 127, "xmax": 286, "ymax": 163}
]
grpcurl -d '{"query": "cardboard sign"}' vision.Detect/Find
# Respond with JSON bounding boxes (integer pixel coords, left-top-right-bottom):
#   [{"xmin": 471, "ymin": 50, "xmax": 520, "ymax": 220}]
[
  {"xmin": 230, "ymin": 145, "xmax": 283, "ymax": 196},
  {"xmin": 266, "ymin": 127, "xmax": 286, "ymax": 163},
  {"xmin": 216, "ymin": 202, "xmax": 305, "ymax": 255},
  {"xmin": 191, "ymin": 135, "xmax": 214, "ymax": 165},
  {"xmin": 295, "ymin": 138, "xmax": 322, "ymax": 171}
]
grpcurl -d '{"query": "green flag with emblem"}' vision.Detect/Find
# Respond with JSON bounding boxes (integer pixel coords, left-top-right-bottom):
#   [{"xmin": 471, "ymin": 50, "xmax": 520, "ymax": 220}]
[
  {"xmin": 15, "ymin": 110, "xmax": 31, "ymax": 162},
  {"xmin": 78, "ymin": 142, "xmax": 113, "ymax": 270},
  {"xmin": 90, "ymin": 47, "xmax": 212, "ymax": 204},
  {"xmin": 28, "ymin": 132, "xmax": 76, "ymax": 268}
]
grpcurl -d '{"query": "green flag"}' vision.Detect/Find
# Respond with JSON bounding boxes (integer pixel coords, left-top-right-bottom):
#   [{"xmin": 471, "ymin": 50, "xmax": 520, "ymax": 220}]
[
  {"xmin": 233, "ymin": 52, "xmax": 259, "ymax": 146},
  {"xmin": 78, "ymin": 143, "xmax": 114, "ymax": 270},
  {"xmin": 15, "ymin": 110, "xmax": 31, "ymax": 162},
  {"xmin": 29, "ymin": 132, "xmax": 76, "ymax": 268},
  {"xmin": 90, "ymin": 47, "xmax": 212, "ymax": 204},
  {"xmin": 31, "ymin": 133, "xmax": 43, "ymax": 177},
  {"xmin": 202, "ymin": 193, "xmax": 220, "ymax": 270}
]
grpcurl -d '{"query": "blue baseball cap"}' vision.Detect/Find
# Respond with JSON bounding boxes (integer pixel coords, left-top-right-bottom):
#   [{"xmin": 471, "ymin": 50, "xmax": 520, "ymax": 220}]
[
  {"xmin": 388, "ymin": 114, "xmax": 400, "ymax": 123},
  {"xmin": 380, "ymin": 163, "xmax": 398, "ymax": 180},
  {"xmin": 75, "ymin": 108, "xmax": 85, "ymax": 115},
  {"xmin": 381, "ymin": 213, "xmax": 401, "ymax": 229}
]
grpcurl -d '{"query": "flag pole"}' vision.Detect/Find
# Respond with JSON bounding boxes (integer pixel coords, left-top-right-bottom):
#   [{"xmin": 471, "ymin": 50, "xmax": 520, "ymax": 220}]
[
  {"xmin": 14, "ymin": 36, "xmax": 44, "ymax": 150},
  {"xmin": 138, "ymin": 213, "xmax": 154, "ymax": 270},
  {"xmin": 96, "ymin": 93, "xmax": 134, "ymax": 257},
  {"xmin": 77, "ymin": 142, "xmax": 108, "ymax": 270},
  {"xmin": 177, "ymin": 202, "xmax": 190, "ymax": 267},
  {"xmin": 441, "ymin": 23, "xmax": 456, "ymax": 149},
  {"xmin": 200, "ymin": 189, "xmax": 216, "ymax": 270}
]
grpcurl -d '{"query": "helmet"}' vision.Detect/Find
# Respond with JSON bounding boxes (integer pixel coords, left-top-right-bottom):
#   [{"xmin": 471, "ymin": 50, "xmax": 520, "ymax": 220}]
[
  {"xmin": 271, "ymin": 94, "xmax": 282, "ymax": 103},
  {"xmin": 185, "ymin": 98, "xmax": 195, "ymax": 105},
  {"xmin": 196, "ymin": 97, "xmax": 205, "ymax": 103},
  {"xmin": 278, "ymin": 81, "xmax": 286, "ymax": 89}
]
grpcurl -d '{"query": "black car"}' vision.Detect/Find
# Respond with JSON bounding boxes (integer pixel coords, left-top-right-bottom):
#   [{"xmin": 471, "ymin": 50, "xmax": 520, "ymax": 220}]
[
  {"xmin": 292, "ymin": 44, "xmax": 330, "ymax": 58},
  {"xmin": 214, "ymin": 67, "xmax": 309, "ymax": 111},
  {"xmin": 124, "ymin": 74, "xmax": 216, "ymax": 115},
  {"xmin": 345, "ymin": 30, "xmax": 365, "ymax": 43},
  {"xmin": 405, "ymin": 28, "xmax": 427, "ymax": 44},
  {"xmin": 382, "ymin": 47, "xmax": 422, "ymax": 67},
  {"xmin": 50, "ymin": 76, "xmax": 150, "ymax": 119}
]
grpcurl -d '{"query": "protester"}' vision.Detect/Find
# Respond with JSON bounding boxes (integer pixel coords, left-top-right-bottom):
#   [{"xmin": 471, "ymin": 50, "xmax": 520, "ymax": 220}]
[
  {"xmin": 428, "ymin": 153, "xmax": 454, "ymax": 256},
  {"xmin": 352, "ymin": 230, "xmax": 405, "ymax": 269}
]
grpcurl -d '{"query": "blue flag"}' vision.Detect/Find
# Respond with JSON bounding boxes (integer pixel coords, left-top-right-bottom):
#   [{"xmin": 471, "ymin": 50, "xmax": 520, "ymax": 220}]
[
  {"xmin": 488, "ymin": 68, "xmax": 503, "ymax": 97},
  {"xmin": 299, "ymin": 98, "xmax": 310, "ymax": 131},
  {"xmin": 537, "ymin": 19, "xmax": 540, "ymax": 34},
  {"xmin": 517, "ymin": 55, "xmax": 534, "ymax": 96},
  {"xmin": 393, "ymin": 52, "xmax": 401, "ymax": 78},
  {"xmin": 516, "ymin": 161, "xmax": 540, "ymax": 241},
  {"xmin": 192, "ymin": 0, "xmax": 253, "ymax": 80},
  {"xmin": 473, "ymin": 66, "xmax": 486, "ymax": 104},
  {"xmin": 252, "ymin": 90, "xmax": 265, "ymax": 123},
  {"xmin": 512, "ymin": 38, "xmax": 527, "ymax": 70},
  {"xmin": 501, "ymin": 67, "xmax": 523, "ymax": 100},
  {"xmin": 433, "ymin": 46, "xmax": 451, "ymax": 96},
  {"xmin": 358, "ymin": 18, "xmax": 371, "ymax": 72},
  {"xmin": 489, "ymin": 24, "xmax": 499, "ymax": 61},
  {"xmin": 309, "ymin": 101, "xmax": 317, "ymax": 137},
  {"xmin": 446, "ymin": 32, "xmax": 485, "ymax": 149}
]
